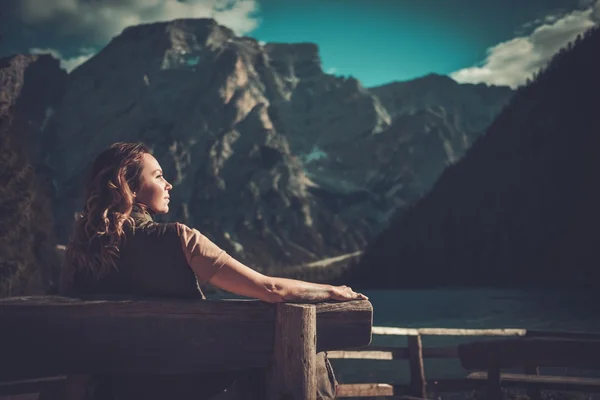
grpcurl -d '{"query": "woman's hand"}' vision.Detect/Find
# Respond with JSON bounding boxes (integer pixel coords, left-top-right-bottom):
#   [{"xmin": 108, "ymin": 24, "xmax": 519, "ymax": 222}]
[{"xmin": 329, "ymin": 285, "xmax": 368, "ymax": 301}]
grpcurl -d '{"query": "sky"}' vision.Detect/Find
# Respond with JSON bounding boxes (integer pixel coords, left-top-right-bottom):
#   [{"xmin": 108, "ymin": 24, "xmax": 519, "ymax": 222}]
[{"xmin": 1, "ymin": 0, "xmax": 599, "ymax": 88}]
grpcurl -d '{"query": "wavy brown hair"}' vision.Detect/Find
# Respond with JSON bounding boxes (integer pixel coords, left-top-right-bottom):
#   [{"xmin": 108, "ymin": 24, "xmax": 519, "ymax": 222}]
[{"xmin": 64, "ymin": 142, "xmax": 150, "ymax": 285}]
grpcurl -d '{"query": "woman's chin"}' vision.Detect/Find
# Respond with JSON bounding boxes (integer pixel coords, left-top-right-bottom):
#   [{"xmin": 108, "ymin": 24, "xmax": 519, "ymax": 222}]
[{"xmin": 152, "ymin": 206, "xmax": 169, "ymax": 215}]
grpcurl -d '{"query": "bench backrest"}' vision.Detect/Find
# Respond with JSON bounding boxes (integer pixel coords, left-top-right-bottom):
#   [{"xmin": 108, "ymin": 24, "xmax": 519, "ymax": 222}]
[
  {"xmin": 0, "ymin": 296, "xmax": 373, "ymax": 381},
  {"xmin": 459, "ymin": 337, "xmax": 600, "ymax": 370}
]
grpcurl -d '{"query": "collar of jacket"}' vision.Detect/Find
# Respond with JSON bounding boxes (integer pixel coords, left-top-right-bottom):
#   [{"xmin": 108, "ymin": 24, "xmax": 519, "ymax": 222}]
[{"xmin": 130, "ymin": 203, "xmax": 154, "ymax": 223}]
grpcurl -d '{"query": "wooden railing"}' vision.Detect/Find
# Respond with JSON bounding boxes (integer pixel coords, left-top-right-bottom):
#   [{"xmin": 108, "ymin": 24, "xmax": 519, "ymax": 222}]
[
  {"xmin": 330, "ymin": 326, "xmax": 600, "ymax": 399},
  {"xmin": 0, "ymin": 296, "xmax": 373, "ymax": 400}
]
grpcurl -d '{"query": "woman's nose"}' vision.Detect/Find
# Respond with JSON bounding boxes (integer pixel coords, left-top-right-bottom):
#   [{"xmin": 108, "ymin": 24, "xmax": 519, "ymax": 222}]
[{"xmin": 166, "ymin": 181, "xmax": 173, "ymax": 190}]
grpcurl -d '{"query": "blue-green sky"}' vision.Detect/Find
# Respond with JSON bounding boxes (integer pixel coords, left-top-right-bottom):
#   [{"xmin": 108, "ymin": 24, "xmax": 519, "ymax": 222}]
[
  {"xmin": 1, "ymin": 0, "xmax": 598, "ymax": 88},
  {"xmin": 249, "ymin": 0, "xmax": 570, "ymax": 85}
]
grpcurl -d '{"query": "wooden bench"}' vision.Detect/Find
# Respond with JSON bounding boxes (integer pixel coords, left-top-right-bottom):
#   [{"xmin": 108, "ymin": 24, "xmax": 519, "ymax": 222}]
[
  {"xmin": 459, "ymin": 336, "xmax": 600, "ymax": 400},
  {"xmin": 0, "ymin": 296, "xmax": 373, "ymax": 400}
]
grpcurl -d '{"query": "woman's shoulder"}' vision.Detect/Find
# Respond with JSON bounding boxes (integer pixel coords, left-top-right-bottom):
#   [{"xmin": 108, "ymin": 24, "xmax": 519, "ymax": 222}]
[
  {"xmin": 173, "ymin": 222, "xmax": 196, "ymax": 236},
  {"xmin": 127, "ymin": 218, "xmax": 222, "ymax": 255},
  {"xmin": 128, "ymin": 219, "xmax": 180, "ymax": 239},
  {"xmin": 128, "ymin": 219, "xmax": 207, "ymax": 242},
  {"xmin": 172, "ymin": 222, "xmax": 218, "ymax": 245}
]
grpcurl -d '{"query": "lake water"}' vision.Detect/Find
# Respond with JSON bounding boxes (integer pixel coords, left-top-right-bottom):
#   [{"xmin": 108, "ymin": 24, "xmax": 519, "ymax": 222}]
[{"xmin": 332, "ymin": 287, "xmax": 600, "ymax": 386}]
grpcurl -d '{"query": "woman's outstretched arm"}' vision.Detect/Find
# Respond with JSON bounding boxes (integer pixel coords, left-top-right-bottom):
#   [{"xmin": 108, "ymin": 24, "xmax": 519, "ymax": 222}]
[
  {"xmin": 177, "ymin": 222, "xmax": 367, "ymax": 303},
  {"xmin": 207, "ymin": 256, "xmax": 368, "ymax": 303}
]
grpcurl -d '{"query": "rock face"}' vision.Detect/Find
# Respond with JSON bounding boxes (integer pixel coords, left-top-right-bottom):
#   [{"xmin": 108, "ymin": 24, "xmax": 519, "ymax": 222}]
[
  {"xmin": 28, "ymin": 19, "xmax": 512, "ymax": 270},
  {"xmin": 0, "ymin": 54, "xmax": 65, "ymax": 296},
  {"xmin": 348, "ymin": 27, "xmax": 600, "ymax": 288},
  {"xmin": 300, "ymin": 74, "xmax": 513, "ymax": 229},
  {"xmin": 370, "ymin": 74, "xmax": 512, "ymax": 189}
]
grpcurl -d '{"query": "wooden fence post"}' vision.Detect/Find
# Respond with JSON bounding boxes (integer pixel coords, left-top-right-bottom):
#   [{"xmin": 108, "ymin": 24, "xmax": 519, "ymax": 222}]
[
  {"xmin": 525, "ymin": 366, "xmax": 541, "ymax": 400},
  {"xmin": 266, "ymin": 303, "xmax": 317, "ymax": 400},
  {"xmin": 486, "ymin": 367, "xmax": 502, "ymax": 400},
  {"xmin": 407, "ymin": 334, "xmax": 426, "ymax": 398}
]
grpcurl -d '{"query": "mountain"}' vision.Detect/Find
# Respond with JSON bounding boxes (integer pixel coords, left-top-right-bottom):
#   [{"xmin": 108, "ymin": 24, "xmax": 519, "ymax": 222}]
[
  {"xmin": 347, "ymin": 27, "xmax": 600, "ymax": 288},
  {"xmin": 0, "ymin": 54, "xmax": 65, "ymax": 296},
  {"xmin": 6, "ymin": 19, "xmax": 511, "ymax": 272}
]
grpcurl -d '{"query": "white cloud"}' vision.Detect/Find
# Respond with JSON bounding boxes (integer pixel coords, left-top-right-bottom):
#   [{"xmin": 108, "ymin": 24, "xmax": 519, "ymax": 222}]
[
  {"xmin": 326, "ymin": 67, "xmax": 337, "ymax": 74},
  {"xmin": 18, "ymin": 0, "xmax": 260, "ymax": 41},
  {"xmin": 451, "ymin": 0, "xmax": 599, "ymax": 88},
  {"xmin": 29, "ymin": 47, "xmax": 95, "ymax": 72}
]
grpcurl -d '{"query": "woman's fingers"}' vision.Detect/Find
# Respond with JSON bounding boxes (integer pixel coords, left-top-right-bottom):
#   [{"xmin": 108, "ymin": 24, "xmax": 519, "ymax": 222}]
[{"xmin": 331, "ymin": 285, "xmax": 368, "ymax": 301}]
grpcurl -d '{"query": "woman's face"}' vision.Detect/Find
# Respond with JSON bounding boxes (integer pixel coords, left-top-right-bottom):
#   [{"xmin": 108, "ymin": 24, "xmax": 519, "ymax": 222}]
[{"xmin": 135, "ymin": 153, "xmax": 173, "ymax": 214}]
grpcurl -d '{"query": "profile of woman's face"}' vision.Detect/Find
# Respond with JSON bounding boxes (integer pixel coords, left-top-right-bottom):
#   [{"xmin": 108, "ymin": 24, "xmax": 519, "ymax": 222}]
[{"xmin": 135, "ymin": 153, "xmax": 172, "ymax": 214}]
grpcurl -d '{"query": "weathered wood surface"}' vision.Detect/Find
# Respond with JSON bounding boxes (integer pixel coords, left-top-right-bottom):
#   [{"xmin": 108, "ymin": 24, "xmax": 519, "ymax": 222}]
[
  {"xmin": 266, "ymin": 304, "xmax": 316, "ymax": 400},
  {"xmin": 337, "ymin": 383, "xmax": 394, "ymax": 398},
  {"xmin": 339, "ymin": 372, "xmax": 600, "ymax": 398},
  {"xmin": 524, "ymin": 365, "xmax": 541, "ymax": 400},
  {"xmin": 459, "ymin": 337, "xmax": 600, "ymax": 370},
  {"xmin": 335, "ymin": 330, "xmax": 600, "ymax": 399},
  {"xmin": 329, "ymin": 346, "xmax": 458, "ymax": 360},
  {"xmin": 329, "ymin": 350, "xmax": 395, "ymax": 360},
  {"xmin": 314, "ymin": 300, "xmax": 373, "ymax": 352},
  {"xmin": 372, "ymin": 326, "xmax": 527, "ymax": 336},
  {"xmin": 486, "ymin": 367, "xmax": 502, "ymax": 400},
  {"xmin": 467, "ymin": 372, "xmax": 600, "ymax": 392},
  {"xmin": 0, "ymin": 377, "xmax": 65, "ymax": 396},
  {"xmin": 0, "ymin": 296, "xmax": 372, "ymax": 381},
  {"xmin": 525, "ymin": 330, "xmax": 600, "ymax": 340},
  {"xmin": 407, "ymin": 335, "xmax": 426, "ymax": 398}
]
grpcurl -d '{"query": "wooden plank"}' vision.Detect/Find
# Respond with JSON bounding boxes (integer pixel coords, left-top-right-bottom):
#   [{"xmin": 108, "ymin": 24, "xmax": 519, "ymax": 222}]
[
  {"xmin": 346, "ymin": 346, "xmax": 409, "ymax": 359},
  {"xmin": 327, "ymin": 350, "xmax": 394, "ymax": 360},
  {"xmin": 526, "ymin": 330, "xmax": 600, "ymax": 340},
  {"xmin": 0, "ymin": 377, "xmax": 65, "ymax": 395},
  {"xmin": 338, "ymin": 379, "xmax": 487, "ymax": 397},
  {"xmin": 0, "ymin": 297, "xmax": 372, "ymax": 381},
  {"xmin": 372, "ymin": 326, "xmax": 527, "ymax": 336},
  {"xmin": 0, "ymin": 395, "xmax": 39, "ymax": 400},
  {"xmin": 486, "ymin": 368, "xmax": 502, "ymax": 400},
  {"xmin": 524, "ymin": 365, "xmax": 541, "ymax": 400},
  {"xmin": 468, "ymin": 372, "xmax": 600, "ymax": 392},
  {"xmin": 337, "ymin": 383, "xmax": 394, "ymax": 397},
  {"xmin": 0, "ymin": 374, "xmax": 89, "ymax": 400},
  {"xmin": 459, "ymin": 338, "xmax": 600, "ymax": 370},
  {"xmin": 407, "ymin": 335, "xmax": 426, "ymax": 398},
  {"xmin": 266, "ymin": 304, "xmax": 316, "ymax": 400},
  {"xmin": 315, "ymin": 300, "xmax": 373, "ymax": 352},
  {"xmin": 329, "ymin": 346, "xmax": 457, "ymax": 360}
]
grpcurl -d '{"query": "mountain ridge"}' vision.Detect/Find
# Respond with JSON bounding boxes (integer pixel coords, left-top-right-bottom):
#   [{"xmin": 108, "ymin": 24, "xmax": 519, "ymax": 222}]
[
  {"xmin": 347, "ymin": 27, "xmax": 600, "ymax": 288},
  {"xmin": 1, "ymin": 18, "xmax": 512, "ymax": 277}
]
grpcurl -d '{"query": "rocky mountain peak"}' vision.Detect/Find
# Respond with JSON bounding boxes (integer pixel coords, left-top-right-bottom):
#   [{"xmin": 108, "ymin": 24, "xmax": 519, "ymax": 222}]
[
  {"xmin": 263, "ymin": 43, "xmax": 323, "ymax": 80},
  {"xmin": 74, "ymin": 18, "xmax": 239, "ymax": 77},
  {"xmin": 0, "ymin": 54, "xmax": 67, "ymax": 159},
  {"xmin": 0, "ymin": 54, "xmax": 65, "ymax": 116},
  {"xmin": 119, "ymin": 18, "xmax": 236, "ymax": 49},
  {"xmin": 371, "ymin": 73, "xmax": 512, "ymax": 134}
]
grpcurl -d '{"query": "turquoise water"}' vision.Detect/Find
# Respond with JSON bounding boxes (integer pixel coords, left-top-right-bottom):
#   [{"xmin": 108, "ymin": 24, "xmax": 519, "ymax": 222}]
[{"xmin": 332, "ymin": 288, "xmax": 600, "ymax": 385}]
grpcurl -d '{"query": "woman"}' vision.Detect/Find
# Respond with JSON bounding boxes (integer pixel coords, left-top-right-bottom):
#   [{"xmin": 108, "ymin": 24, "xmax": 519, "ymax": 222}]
[{"xmin": 63, "ymin": 142, "xmax": 367, "ymax": 399}]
